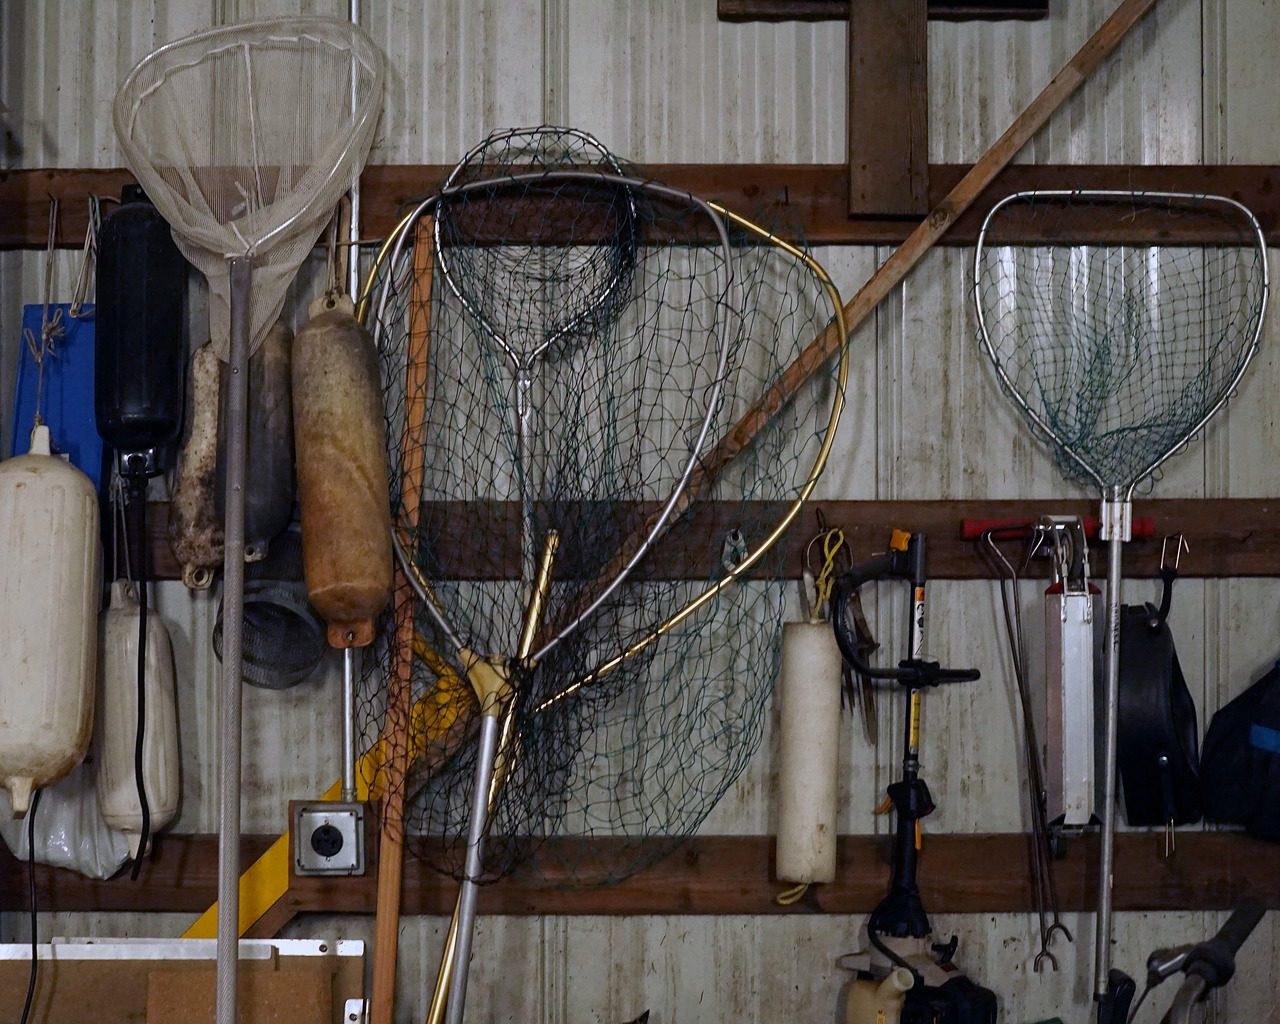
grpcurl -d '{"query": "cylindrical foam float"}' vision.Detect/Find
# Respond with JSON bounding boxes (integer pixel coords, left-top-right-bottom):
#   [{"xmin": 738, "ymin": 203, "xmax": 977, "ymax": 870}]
[
  {"xmin": 775, "ymin": 619, "xmax": 843, "ymax": 884},
  {"xmin": 293, "ymin": 293, "xmax": 393, "ymax": 648},
  {"xmin": 169, "ymin": 341, "xmax": 224, "ymax": 589},
  {"xmin": 217, "ymin": 319, "xmax": 295, "ymax": 562}
]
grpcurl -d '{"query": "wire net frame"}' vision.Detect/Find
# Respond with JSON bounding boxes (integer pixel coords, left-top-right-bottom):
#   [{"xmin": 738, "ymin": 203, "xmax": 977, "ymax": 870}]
[
  {"xmin": 113, "ymin": 16, "xmax": 386, "ymax": 359},
  {"xmin": 974, "ymin": 190, "xmax": 1268, "ymax": 501},
  {"xmin": 972, "ymin": 188, "xmax": 1269, "ymax": 995},
  {"xmin": 354, "ymin": 128, "xmax": 850, "ymax": 904}
]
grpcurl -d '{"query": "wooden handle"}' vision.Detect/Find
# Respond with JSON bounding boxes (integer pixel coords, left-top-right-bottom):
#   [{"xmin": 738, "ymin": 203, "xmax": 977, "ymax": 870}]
[{"xmin": 370, "ymin": 215, "xmax": 436, "ymax": 1024}]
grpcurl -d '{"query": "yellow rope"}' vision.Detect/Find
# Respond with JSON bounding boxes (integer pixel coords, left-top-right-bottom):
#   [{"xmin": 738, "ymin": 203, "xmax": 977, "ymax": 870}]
[
  {"xmin": 775, "ymin": 882, "xmax": 810, "ymax": 906},
  {"xmin": 812, "ymin": 528, "xmax": 846, "ymax": 612}
]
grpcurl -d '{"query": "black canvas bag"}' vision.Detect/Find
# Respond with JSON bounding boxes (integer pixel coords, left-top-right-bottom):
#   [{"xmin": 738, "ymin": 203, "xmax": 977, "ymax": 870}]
[{"xmin": 1200, "ymin": 660, "xmax": 1280, "ymax": 839}]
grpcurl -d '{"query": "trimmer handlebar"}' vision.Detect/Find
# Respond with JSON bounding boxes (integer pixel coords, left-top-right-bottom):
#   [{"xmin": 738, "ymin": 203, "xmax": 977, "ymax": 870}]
[
  {"xmin": 829, "ymin": 534, "xmax": 979, "ymax": 687},
  {"xmin": 1182, "ymin": 900, "xmax": 1265, "ymax": 989},
  {"xmin": 1141, "ymin": 901, "xmax": 1266, "ymax": 1024}
]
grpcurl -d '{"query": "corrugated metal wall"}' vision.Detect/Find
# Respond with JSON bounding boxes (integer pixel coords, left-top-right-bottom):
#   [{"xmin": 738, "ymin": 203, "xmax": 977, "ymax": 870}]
[{"xmin": 2, "ymin": 0, "xmax": 1279, "ymax": 1020}]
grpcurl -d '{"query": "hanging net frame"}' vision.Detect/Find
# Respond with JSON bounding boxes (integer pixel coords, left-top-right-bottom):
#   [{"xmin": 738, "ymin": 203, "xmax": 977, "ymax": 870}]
[
  {"xmin": 973, "ymin": 190, "xmax": 1268, "ymax": 497},
  {"xmin": 973, "ymin": 188, "xmax": 1268, "ymax": 995},
  {"xmin": 113, "ymin": 16, "xmax": 386, "ymax": 358},
  {"xmin": 357, "ymin": 126, "xmax": 849, "ymax": 888}
]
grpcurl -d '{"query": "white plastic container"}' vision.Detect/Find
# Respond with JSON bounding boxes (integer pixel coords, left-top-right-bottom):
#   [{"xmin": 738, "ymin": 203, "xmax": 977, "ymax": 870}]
[
  {"xmin": 0, "ymin": 425, "xmax": 100, "ymax": 814},
  {"xmin": 96, "ymin": 580, "xmax": 181, "ymax": 855}
]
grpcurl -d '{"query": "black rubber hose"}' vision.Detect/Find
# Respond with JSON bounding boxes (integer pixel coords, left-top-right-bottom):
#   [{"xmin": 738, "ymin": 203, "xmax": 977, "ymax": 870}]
[
  {"xmin": 127, "ymin": 475, "xmax": 152, "ymax": 882},
  {"xmin": 18, "ymin": 789, "xmax": 42, "ymax": 1024}
]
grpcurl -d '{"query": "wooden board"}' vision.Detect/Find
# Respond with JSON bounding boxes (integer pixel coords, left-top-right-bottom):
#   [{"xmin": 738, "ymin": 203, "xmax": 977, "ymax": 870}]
[
  {"xmin": 128, "ymin": 498, "xmax": 1280, "ymax": 583},
  {"xmin": 6, "ymin": 164, "xmax": 1280, "ymax": 248},
  {"xmin": 719, "ymin": 0, "xmax": 1048, "ymax": 20},
  {"xmin": 146, "ymin": 964, "xmax": 331, "ymax": 1024},
  {"xmin": 4, "ymin": 832, "xmax": 1277, "ymax": 919},
  {"xmin": 848, "ymin": 0, "xmax": 929, "ymax": 217},
  {"xmin": 0, "ymin": 949, "xmax": 361, "ymax": 1024}
]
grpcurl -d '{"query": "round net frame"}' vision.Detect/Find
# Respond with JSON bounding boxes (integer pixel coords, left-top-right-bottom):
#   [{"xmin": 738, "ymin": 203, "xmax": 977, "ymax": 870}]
[
  {"xmin": 113, "ymin": 16, "xmax": 385, "ymax": 358},
  {"xmin": 973, "ymin": 190, "xmax": 1268, "ymax": 498},
  {"xmin": 358, "ymin": 127, "xmax": 848, "ymax": 889}
]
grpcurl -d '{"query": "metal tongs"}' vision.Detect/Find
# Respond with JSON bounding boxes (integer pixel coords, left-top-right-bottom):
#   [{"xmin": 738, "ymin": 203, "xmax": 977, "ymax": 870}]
[{"xmin": 978, "ymin": 518, "xmax": 1078, "ymax": 971}]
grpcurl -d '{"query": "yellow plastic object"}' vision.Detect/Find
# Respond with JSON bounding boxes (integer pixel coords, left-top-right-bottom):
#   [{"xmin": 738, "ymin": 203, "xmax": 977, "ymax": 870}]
[
  {"xmin": 183, "ymin": 640, "xmax": 472, "ymax": 938},
  {"xmin": 888, "ymin": 529, "xmax": 911, "ymax": 552},
  {"xmin": 845, "ymin": 967, "xmax": 913, "ymax": 1024}
]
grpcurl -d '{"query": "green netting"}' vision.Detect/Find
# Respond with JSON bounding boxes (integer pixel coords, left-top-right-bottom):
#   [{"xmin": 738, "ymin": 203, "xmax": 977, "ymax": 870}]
[
  {"xmin": 973, "ymin": 191, "xmax": 1267, "ymax": 492},
  {"xmin": 357, "ymin": 126, "xmax": 844, "ymax": 887}
]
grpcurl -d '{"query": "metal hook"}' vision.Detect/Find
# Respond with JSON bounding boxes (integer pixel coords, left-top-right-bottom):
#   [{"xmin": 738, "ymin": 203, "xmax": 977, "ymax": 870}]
[
  {"xmin": 1034, "ymin": 917, "xmax": 1073, "ymax": 973},
  {"xmin": 1160, "ymin": 533, "xmax": 1189, "ymax": 572},
  {"xmin": 1045, "ymin": 918, "xmax": 1073, "ymax": 947},
  {"xmin": 1033, "ymin": 945, "xmax": 1058, "ymax": 973}
]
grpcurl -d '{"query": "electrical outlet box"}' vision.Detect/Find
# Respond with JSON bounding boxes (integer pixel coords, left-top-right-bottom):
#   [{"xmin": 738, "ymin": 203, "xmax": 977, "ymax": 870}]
[{"xmin": 292, "ymin": 801, "xmax": 365, "ymax": 876}]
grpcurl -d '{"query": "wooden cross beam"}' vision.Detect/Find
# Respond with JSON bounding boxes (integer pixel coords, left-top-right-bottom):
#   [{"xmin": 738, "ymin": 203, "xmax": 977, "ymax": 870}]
[
  {"xmin": 718, "ymin": 1, "xmax": 1048, "ymax": 21},
  {"xmin": 849, "ymin": 0, "xmax": 928, "ymax": 216},
  {"xmin": 720, "ymin": 0, "xmax": 1050, "ymax": 218}
]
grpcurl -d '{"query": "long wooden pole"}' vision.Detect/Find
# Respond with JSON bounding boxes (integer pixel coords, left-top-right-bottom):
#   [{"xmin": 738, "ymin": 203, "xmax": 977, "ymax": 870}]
[
  {"xmin": 370, "ymin": 217, "xmax": 436, "ymax": 1024},
  {"xmin": 699, "ymin": 0, "xmax": 1165, "ymax": 485}
]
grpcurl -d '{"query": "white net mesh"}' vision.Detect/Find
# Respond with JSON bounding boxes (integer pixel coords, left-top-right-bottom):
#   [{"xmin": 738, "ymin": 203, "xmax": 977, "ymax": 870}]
[{"xmin": 113, "ymin": 17, "xmax": 386, "ymax": 358}]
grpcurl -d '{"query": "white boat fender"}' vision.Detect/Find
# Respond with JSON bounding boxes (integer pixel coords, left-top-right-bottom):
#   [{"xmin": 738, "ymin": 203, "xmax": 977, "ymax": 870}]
[{"xmin": 0, "ymin": 424, "xmax": 100, "ymax": 813}]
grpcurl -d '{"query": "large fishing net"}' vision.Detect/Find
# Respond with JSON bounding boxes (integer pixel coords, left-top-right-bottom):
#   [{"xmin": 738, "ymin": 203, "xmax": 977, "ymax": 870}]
[{"xmin": 357, "ymin": 127, "xmax": 847, "ymax": 889}]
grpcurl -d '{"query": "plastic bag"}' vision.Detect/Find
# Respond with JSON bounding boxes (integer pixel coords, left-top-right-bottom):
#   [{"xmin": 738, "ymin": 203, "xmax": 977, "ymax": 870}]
[{"xmin": 0, "ymin": 758, "xmax": 132, "ymax": 879}]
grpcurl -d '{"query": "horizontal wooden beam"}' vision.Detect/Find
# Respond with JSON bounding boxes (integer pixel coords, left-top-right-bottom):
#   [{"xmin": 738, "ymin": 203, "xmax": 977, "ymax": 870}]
[
  {"xmin": 805, "ymin": 498, "xmax": 1280, "ymax": 580},
  {"xmin": 136, "ymin": 499, "xmax": 1280, "ymax": 585},
  {"xmin": 5, "ymin": 165, "xmax": 1280, "ymax": 249},
  {"xmin": 2, "ymin": 831, "xmax": 1276, "ymax": 917},
  {"xmin": 719, "ymin": 0, "xmax": 1049, "ymax": 22},
  {"xmin": 0, "ymin": 835, "xmax": 275, "ymax": 915}
]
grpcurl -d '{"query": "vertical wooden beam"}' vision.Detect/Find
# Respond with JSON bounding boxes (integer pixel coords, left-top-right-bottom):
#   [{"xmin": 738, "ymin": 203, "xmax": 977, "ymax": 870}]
[{"xmin": 848, "ymin": 0, "xmax": 929, "ymax": 217}]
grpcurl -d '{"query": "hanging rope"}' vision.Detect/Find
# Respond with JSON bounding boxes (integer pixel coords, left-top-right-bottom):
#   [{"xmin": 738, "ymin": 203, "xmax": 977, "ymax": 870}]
[
  {"xmin": 325, "ymin": 204, "xmax": 343, "ymax": 303},
  {"xmin": 22, "ymin": 200, "xmax": 67, "ymax": 430},
  {"xmin": 812, "ymin": 528, "xmax": 846, "ymax": 612},
  {"xmin": 69, "ymin": 194, "xmax": 102, "ymax": 320}
]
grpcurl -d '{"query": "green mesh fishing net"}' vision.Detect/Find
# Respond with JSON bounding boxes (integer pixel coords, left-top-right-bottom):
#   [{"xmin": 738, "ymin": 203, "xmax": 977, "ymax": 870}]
[{"xmin": 359, "ymin": 126, "xmax": 846, "ymax": 888}]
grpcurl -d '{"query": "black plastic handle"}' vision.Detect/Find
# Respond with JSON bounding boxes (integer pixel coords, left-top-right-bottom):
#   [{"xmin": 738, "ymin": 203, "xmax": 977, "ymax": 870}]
[
  {"xmin": 1215, "ymin": 901, "xmax": 1266, "ymax": 956},
  {"xmin": 1095, "ymin": 969, "xmax": 1135, "ymax": 1024},
  {"xmin": 1182, "ymin": 901, "xmax": 1266, "ymax": 989}
]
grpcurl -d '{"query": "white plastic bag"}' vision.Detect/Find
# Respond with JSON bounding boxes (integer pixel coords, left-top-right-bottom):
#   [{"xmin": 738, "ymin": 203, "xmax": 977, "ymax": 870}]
[{"xmin": 0, "ymin": 758, "xmax": 131, "ymax": 879}]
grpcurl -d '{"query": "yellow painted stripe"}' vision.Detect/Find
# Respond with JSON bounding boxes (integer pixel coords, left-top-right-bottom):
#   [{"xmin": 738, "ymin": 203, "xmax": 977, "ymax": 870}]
[{"xmin": 183, "ymin": 640, "xmax": 473, "ymax": 940}]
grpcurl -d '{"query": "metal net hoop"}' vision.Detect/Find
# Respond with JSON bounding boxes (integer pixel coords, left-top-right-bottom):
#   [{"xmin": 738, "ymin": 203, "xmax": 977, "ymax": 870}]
[
  {"xmin": 973, "ymin": 189, "xmax": 1268, "ymax": 495},
  {"xmin": 113, "ymin": 16, "xmax": 386, "ymax": 357}
]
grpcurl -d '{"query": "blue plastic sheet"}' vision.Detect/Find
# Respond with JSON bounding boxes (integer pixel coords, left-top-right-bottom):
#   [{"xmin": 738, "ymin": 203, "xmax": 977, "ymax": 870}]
[{"xmin": 9, "ymin": 302, "xmax": 105, "ymax": 492}]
